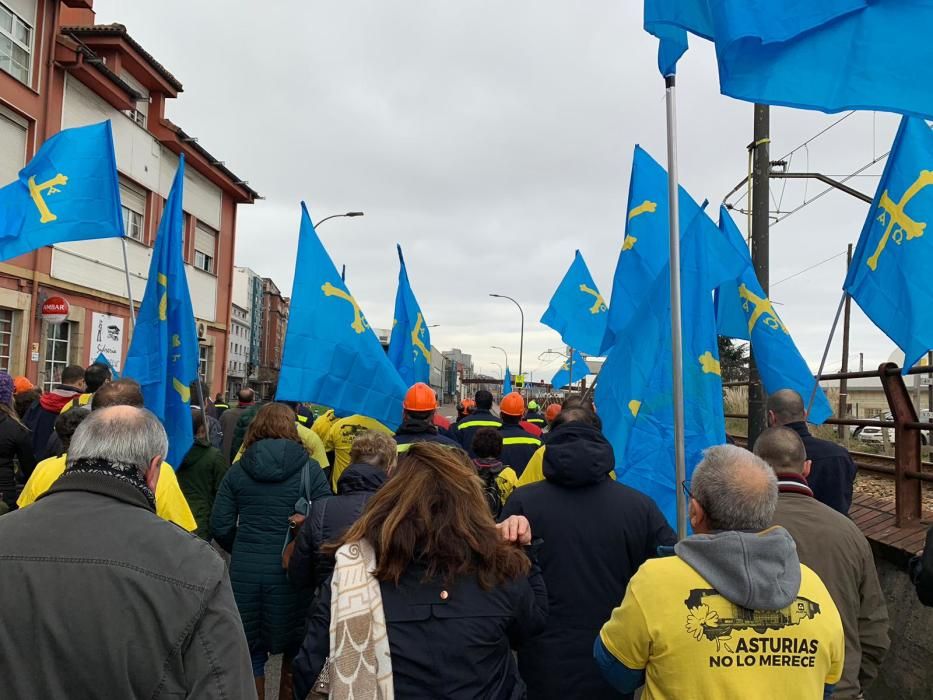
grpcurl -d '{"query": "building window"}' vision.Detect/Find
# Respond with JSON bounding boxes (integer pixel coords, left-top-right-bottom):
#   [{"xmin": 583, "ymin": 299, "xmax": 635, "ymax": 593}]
[
  {"xmin": 0, "ymin": 3, "xmax": 31, "ymax": 85},
  {"xmin": 0, "ymin": 308, "xmax": 12, "ymax": 373},
  {"xmin": 44, "ymin": 322, "xmax": 71, "ymax": 392},
  {"xmin": 194, "ymin": 222, "xmax": 217, "ymax": 274},
  {"xmin": 199, "ymin": 344, "xmax": 209, "ymax": 383},
  {"xmin": 124, "ymin": 107, "xmax": 146, "ymax": 128},
  {"xmin": 119, "ymin": 178, "xmax": 146, "ymax": 243}
]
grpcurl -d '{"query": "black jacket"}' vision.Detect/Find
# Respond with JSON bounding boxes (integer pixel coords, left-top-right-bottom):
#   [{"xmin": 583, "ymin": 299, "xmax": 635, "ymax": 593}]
[
  {"xmin": 499, "ymin": 422, "xmax": 542, "ymax": 477},
  {"xmin": 911, "ymin": 525, "xmax": 933, "ymax": 607},
  {"xmin": 288, "ymin": 462, "xmax": 387, "ymax": 591},
  {"xmin": 501, "ymin": 422, "xmax": 676, "ymax": 700},
  {"xmin": 451, "ymin": 409, "xmax": 502, "ymax": 456},
  {"xmin": 0, "ymin": 412, "xmax": 35, "ymax": 507},
  {"xmin": 394, "ymin": 416, "xmax": 462, "ymax": 452},
  {"xmin": 294, "ymin": 558, "xmax": 548, "ymax": 699},
  {"xmin": 0, "ymin": 469, "xmax": 254, "ymax": 698},
  {"xmin": 786, "ymin": 421, "xmax": 857, "ymax": 514},
  {"xmin": 23, "ymin": 385, "xmax": 81, "ymax": 462}
]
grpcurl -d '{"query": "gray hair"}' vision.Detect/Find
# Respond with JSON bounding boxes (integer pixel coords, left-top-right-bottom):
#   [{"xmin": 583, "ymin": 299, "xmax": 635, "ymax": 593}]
[
  {"xmin": 766, "ymin": 389, "xmax": 806, "ymax": 425},
  {"xmin": 67, "ymin": 405, "xmax": 168, "ymax": 476},
  {"xmin": 753, "ymin": 426, "xmax": 807, "ymax": 473},
  {"xmin": 692, "ymin": 444, "xmax": 778, "ymax": 531}
]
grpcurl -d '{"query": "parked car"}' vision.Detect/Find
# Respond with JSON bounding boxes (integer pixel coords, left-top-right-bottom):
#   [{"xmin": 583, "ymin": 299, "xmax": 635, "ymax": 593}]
[{"xmin": 855, "ymin": 426, "xmax": 894, "ymax": 445}]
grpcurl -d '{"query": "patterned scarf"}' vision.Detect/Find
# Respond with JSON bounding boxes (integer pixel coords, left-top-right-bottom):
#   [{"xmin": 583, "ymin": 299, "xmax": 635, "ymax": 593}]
[
  {"xmin": 61, "ymin": 457, "xmax": 156, "ymax": 510},
  {"xmin": 329, "ymin": 539, "xmax": 394, "ymax": 699}
]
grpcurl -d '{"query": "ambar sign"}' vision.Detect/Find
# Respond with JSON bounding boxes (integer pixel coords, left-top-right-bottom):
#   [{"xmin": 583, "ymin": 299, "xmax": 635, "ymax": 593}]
[{"xmin": 41, "ymin": 296, "xmax": 70, "ymax": 325}]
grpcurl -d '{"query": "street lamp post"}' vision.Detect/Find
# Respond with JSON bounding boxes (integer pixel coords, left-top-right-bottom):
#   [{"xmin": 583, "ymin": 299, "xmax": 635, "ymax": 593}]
[
  {"xmin": 315, "ymin": 211, "xmax": 364, "ymax": 228},
  {"xmin": 490, "ymin": 361, "xmax": 503, "ymax": 379},
  {"xmin": 491, "ymin": 345, "xmax": 509, "ymax": 371},
  {"xmin": 490, "ymin": 294, "xmax": 524, "ymax": 377}
]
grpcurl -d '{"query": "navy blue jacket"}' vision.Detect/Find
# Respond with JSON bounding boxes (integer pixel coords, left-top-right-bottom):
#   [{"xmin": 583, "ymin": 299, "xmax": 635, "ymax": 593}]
[
  {"xmin": 451, "ymin": 409, "xmax": 502, "ymax": 456},
  {"xmin": 294, "ymin": 558, "xmax": 548, "ymax": 699},
  {"xmin": 786, "ymin": 421, "xmax": 857, "ymax": 515},
  {"xmin": 525, "ymin": 411, "xmax": 546, "ymax": 429},
  {"xmin": 394, "ymin": 416, "xmax": 462, "ymax": 453},
  {"xmin": 501, "ymin": 422, "xmax": 675, "ymax": 700},
  {"xmin": 498, "ymin": 422, "xmax": 542, "ymax": 477}
]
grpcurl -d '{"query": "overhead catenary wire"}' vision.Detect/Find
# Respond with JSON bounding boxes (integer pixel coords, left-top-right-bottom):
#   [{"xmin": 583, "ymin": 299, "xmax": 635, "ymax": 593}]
[{"xmin": 770, "ymin": 250, "xmax": 849, "ymax": 288}]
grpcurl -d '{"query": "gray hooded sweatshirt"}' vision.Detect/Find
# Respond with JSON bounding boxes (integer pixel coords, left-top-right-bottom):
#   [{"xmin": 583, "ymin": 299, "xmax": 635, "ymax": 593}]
[{"xmin": 674, "ymin": 526, "xmax": 802, "ymax": 610}]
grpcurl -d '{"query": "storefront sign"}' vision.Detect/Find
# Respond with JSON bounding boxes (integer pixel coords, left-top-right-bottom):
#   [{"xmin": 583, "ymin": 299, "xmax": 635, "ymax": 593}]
[
  {"xmin": 41, "ymin": 296, "xmax": 69, "ymax": 324},
  {"xmin": 89, "ymin": 312, "xmax": 125, "ymax": 371}
]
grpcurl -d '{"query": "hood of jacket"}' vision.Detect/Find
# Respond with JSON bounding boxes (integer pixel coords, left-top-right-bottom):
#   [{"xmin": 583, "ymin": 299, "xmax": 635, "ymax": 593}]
[
  {"xmin": 238, "ymin": 437, "xmax": 308, "ymax": 483},
  {"xmin": 542, "ymin": 422, "xmax": 614, "ymax": 487},
  {"xmin": 473, "ymin": 457, "xmax": 504, "ymax": 473},
  {"xmin": 178, "ymin": 440, "xmax": 212, "ymax": 471},
  {"xmin": 397, "ymin": 414, "xmax": 437, "ymax": 436},
  {"xmin": 675, "ymin": 526, "xmax": 801, "ymax": 610},
  {"xmin": 39, "ymin": 387, "xmax": 81, "ymax": 412},
  {"xmin": 337, "ymin": 462, "xmax": 388, "ymax": 495}
]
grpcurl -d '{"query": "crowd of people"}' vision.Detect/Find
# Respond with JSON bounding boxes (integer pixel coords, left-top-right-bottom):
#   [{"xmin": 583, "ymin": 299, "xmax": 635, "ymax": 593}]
[{"xmin": 0, "ymin": 366, "xmax": 930, "ymax": 699}]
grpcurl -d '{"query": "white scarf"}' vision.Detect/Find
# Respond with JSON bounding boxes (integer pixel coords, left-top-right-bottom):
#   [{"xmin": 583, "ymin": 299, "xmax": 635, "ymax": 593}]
[{"xmin": 329, "ymin": 540, "xmax": 394, "ymax": 699}]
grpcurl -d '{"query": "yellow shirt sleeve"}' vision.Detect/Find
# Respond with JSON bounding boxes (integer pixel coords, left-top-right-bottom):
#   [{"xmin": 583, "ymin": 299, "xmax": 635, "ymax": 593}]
[
  {"xmin": 154, "ymin": 463, "xmax": 197, "ymax": 532},
  {"xmin": 17, "ymin": 455, "xmax": 67, "ymax": 508},
  {"xmin": 516, "ymin": 446, "xmax": 546, "ymax": 487},
  {"xmin": 297, "ymin": 423, "xmax": 329, "ymax": 468},
  {"xmin": 599, "ymin": 570, "xmax": 651, "ymax": 671}
]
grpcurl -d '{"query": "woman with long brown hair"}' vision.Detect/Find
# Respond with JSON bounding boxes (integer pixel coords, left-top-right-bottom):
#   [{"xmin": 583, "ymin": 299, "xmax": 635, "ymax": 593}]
[
  {"xmin": 210, "ymin": 402, "xmax": 331, "ymax": 700},
  {"xmin": 293, "ymin": 441, "xmax": 548, "ymax": 699}
]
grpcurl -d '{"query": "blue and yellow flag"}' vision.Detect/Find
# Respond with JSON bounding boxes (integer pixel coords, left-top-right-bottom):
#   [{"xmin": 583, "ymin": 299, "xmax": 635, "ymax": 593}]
[
  {"xmin": 123, "ymin": 155, "xmax": 198, "ymax": 470},
  {"xmin": 845, "ymin": 117, "xmax": 933, "ymax": 371},
  {"xmin": 503, "ymin": 368, "xmax": 513, "ymax": 395},
  {"xmin": 540, "ymin": 250, "xmax": 607, "ymax": 356},
  {"xmin": 717, "ymin": 207, "xmax": 833, "ymax": 424},
  {"xmin": 388, "ymin": 244, "xmax": 431, "ymax": 387},
  {"xmin": 94, "ymin": 352, "xmax": 120, "ymax": 381},
  {"xmin": 550, "ymin": 350, "xmax": 589, "ymax": 390},
  {"xmin": 602, "ymin": 145, "xmax": 709, "ymax": 352},
  {"xmin": 597, "ymin": 162, "xmax": 744, "ymax": 527},
  {"xmin": 644, "ymin": 1, "xmax": 933, "ymax": 118},
  {"xmin": 277, "ymin": 204, "xmax": 407, "ymax": 430},
  {"xmin": 0, "ymin": 121, "xmax": 123, "ymax": 262}
]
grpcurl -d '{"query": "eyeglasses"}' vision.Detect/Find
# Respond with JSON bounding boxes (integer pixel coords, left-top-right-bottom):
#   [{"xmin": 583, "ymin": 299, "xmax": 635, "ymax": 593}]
[{"xmin": 681, "ymin": 480, "xmax": 694, "ymax": 501}]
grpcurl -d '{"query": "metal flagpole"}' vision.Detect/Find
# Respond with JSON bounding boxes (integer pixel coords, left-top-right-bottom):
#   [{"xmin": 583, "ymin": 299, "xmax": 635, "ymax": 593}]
[
  {"xmin": 568, "ymin": 346, "xmax": 573, "ymax": 395},
  {"xmin": 121, "ymin": 237, "xmax": 137, "ymax": 328},
  {"xmin": 807, "ymin": 290, "xmax": 847, "ymax": 417},
  {"xmin": 665, "ymin": 74, "xmax": 688, "ymax": 540}
]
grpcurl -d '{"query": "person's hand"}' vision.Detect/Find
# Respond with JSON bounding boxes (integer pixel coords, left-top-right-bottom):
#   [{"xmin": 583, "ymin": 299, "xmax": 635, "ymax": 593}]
[{"xmin": 497, "ymin": 515, "xmax": 532, "ymax": 545}]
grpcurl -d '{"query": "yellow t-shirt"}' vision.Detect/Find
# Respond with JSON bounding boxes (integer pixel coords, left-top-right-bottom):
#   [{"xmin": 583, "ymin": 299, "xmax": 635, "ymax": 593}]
[
  {"xmin": 311, "ymin": 409, "xmax": 336, "ymax": 441},
  {"xmin": 324, "ymin": 415, "xmax": 393, "ymax": 488},
  {"xmin": 232, "ymin": 422, "xmax": 329, "ymax": 469},
  {"xmin": 17, "ymin": 454, "xmax": 197, "ymax": 532},
  {"xmin": 599, "ymin": 555, "xmax": 845, "ymax": 700}
]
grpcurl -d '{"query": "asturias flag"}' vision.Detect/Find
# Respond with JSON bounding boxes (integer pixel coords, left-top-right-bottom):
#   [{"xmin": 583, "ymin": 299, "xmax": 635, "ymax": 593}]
[
  {"xmin": 540, "ymin": 250, "xmax": 608, "ymax": 356},
  {"xmin": 550, "ymin": 350, "xmax": 589, "ymax": 390},
  {"xmin": 845, "ymin": 117, "xmax": 933, "ymax": 372},
  {"xmin": 643, "ymin": 1, "xmax": 933, "ymax": 119},
  {"xmin": 277, "ymin": 203, "xmax": 407, "ymax": 430},
  {"xmin": 716, "ymin": 206, "xmax": 833, "ymax": 423},
  {"xmin": 503, "ymin": 368, "xmax": 513, "ymax": 395},
  {"xmin": 0, "ymin": 121, "xmax": 123, "ymax": 262},
  {"xmin": 123, "ymin": 155, "xmax": 199, "ymax": 469},
  {"xmin": 388, "ymin": 244, "xmax": 431, "ymax": 387}
]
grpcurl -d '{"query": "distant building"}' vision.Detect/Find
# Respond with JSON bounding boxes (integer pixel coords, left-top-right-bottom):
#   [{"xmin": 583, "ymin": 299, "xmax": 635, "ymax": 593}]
[
  {"xmin": 257, "ymin": 277, "xmax": 288, "ymax": 399},
  {"xmin": 0, "ymin": 2, "xmax": 257, "ymax": 394},
  {"xmin": 228, "ymin": 266, "xmax": 264, "ymax": 397}
]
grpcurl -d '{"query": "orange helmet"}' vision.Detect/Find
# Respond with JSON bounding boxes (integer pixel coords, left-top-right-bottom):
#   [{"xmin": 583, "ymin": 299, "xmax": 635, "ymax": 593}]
[
  {"xmin": 545, "ymin": 403, "xmax": 562, "ymax": 423},
  {"xmin": 500, "ymin": 391, "xmax": 525, "ymax": 417},
  {"xmin": 403, "ymin": 383, "xmax": 437, "ymax": 412}
]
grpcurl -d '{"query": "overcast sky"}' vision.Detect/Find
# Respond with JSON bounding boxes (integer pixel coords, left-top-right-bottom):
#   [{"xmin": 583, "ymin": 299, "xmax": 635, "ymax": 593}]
[{"xmin": 95, "ymin": 1, "xmax": 903, "ymax": 382}]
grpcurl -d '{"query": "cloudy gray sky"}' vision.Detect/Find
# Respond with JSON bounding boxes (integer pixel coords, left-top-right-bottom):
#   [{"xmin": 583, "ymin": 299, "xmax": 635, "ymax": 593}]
[{"xmin": 95, "ymin": 1, "xmax": 902, "ymax": 381}]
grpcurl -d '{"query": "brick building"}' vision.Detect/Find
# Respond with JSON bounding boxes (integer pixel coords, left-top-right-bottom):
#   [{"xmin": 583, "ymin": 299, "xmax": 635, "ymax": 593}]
[
  {"xmin": 257, "ymin": 276, "xmax": 288, "ymax": 399},
  {"xmin": 0, "ymin": 0, "xmax": 256, "ymax": 392}
]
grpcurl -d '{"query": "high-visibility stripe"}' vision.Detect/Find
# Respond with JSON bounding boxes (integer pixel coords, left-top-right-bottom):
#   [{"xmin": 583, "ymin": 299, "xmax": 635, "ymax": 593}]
[
  {"xmin": 502, "ymin": 436, "xmax": 542, "ymax": 446},
  {"xmin": 397, "ymin": 442, "xmax": 413, "ymax": 453},
  {"xmin": 297, "ymin": 415, "xmax": 309, "ymax": 424},
  {"xmin": 457, "ymin": 420, "xmax": 502, "ymax": 430},
  {"xmin": 526, "ymin": 418, "xmax": 545, "ymax": 425}
]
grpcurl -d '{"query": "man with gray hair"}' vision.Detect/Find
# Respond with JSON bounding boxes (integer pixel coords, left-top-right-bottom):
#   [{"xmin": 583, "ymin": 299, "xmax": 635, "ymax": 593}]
[
  {"xmin": 596, "ymin": 445, "xmax": 845, "ymax": 699},
  {"xmin": 767, "ymin": 388, "xmax": 857, "ymax": 514},
  {"xmin": 756, "ymin": 426, "xmax": 889, "ymax": 698},
  {"xmin": 0, "ymin": 405, "xmax": 255, "ymax": 698}
]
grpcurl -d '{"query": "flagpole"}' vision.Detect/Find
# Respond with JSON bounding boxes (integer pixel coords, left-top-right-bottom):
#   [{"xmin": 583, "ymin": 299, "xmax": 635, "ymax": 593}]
[
  {"xmin": 665, "ymin": 74, "xmax": 688, "ymax": 540},
  {"xmin": 121, "ymin": 237, "xmax": 137, "ymax": 328},
  {"xmin": 807, "ymin": 290, "xmax": 847, "ymax": 418},
  {"xmin": 568, "ymin": 346, "xmax": 573, "ymax": 394}
]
